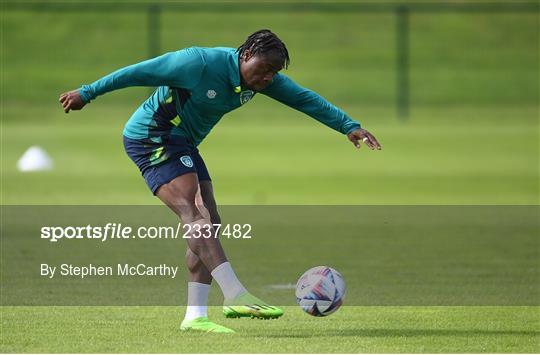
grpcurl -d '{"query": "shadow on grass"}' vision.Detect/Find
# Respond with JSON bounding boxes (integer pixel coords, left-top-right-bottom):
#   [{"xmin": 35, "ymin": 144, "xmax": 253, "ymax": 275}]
[{"xmin": 261, "ymin": 328, "xmax": 540, "ymax": 338}]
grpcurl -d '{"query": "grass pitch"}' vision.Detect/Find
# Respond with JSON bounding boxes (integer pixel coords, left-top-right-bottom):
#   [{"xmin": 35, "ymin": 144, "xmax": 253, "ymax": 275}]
[{"xmin": 2, "ymin": 306, "xmax": 538, "ymax": 353}]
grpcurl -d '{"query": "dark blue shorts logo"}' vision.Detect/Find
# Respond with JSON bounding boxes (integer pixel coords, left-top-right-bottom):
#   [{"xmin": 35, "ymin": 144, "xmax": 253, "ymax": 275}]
[{"xmin": 180, "ymin": 155, "xmax": 194, "ymax": 168}]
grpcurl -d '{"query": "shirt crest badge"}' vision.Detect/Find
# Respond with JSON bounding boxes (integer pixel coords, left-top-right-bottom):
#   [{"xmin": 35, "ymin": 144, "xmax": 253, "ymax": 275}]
[{"xmin": 240, "ymin": 90, "xmax": 255, "ymax": 105}]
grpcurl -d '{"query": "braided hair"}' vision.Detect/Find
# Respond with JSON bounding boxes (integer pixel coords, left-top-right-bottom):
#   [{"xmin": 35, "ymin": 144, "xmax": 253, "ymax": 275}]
[{"xmin": 237, "ymin": 29, "xmax": 290, "ymax": 69}]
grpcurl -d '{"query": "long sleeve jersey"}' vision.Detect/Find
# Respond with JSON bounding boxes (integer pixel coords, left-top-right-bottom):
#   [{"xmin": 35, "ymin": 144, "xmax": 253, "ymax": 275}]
[{"xmin": 79, "ymin": 46, "xmax": 361, "ymax": 146}]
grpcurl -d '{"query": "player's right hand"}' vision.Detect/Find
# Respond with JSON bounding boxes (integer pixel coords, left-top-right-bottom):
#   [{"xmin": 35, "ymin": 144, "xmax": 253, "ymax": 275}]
[
  {"xmin": 59, "ymin": 90, "xmax": 86, "ymax": 113},
  {"xmin": 347, "ymin": 128, "xmax": 382, "ymax": 150}
]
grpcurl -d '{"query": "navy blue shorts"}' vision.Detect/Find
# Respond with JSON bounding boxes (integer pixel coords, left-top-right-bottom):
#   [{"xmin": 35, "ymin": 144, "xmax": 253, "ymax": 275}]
[{"xmin": 123, "ymin": 135, "xmax": 211, "ymax": 195}]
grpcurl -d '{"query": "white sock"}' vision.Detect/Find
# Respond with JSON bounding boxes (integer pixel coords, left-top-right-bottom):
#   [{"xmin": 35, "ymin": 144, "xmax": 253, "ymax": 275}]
[
  {"xmin": 184, "ymin": 282, "xmax": 211, "ymax": 321},
  {"xmin": 210, "ymin": 261, "xmax": 247, "ymax": 300}
]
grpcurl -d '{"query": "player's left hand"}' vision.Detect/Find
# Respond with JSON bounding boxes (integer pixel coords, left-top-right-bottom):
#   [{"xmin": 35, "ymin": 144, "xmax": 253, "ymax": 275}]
[
  {"xmin": 59, "ymin": 90, "xmax": 86, "ymax": 113},
  {"xmin": 347, "ymin": 128, "xmax": 382, "ymax": 150}
]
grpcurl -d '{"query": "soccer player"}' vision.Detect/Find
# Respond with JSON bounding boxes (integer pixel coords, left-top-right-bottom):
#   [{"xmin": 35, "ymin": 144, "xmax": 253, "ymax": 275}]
[{"xmin": 59, "ymin": 29, "xmax": 381, "ymax": 333}]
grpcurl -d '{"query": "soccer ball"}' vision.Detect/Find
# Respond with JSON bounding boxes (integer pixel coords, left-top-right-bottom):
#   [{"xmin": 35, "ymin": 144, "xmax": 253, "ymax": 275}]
[{"xmin": 295, "ymin": 266, "xmax": 346, "ymax": 317}]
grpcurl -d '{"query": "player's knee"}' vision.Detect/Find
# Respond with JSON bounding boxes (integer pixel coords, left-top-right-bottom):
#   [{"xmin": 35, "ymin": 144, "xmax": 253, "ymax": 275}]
[
  {"xmin": 180, "ymin": 203, "xmax": 206, "ymax": 224},
  {"xmin": 160, "ymin": 174, "xmax": 199, "ymax": 205},
  {"xmin": 166, "ymin": 194, "xmax": 204, "ymax": 223}
]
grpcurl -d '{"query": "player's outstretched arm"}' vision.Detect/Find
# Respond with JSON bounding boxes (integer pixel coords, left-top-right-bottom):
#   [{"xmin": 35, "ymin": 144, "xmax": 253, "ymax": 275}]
[
  {"xmin": 261, "ymin": 73, "xmax": 382, "ymax": 151},
  {"xmin": 61, "ymin": 48, "xmax": 204, "ymax": 110},
  {"xmin": 59, "ymin": 90, "xmax": 86, "ymax": 113},
  {"xmin": 347, "ymin": 128, "xmax": 382, "ymax": 150}
]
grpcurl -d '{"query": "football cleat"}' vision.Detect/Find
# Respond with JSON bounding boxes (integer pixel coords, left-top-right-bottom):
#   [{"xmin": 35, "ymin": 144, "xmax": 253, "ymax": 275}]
[
  {"xmin": 180, "ymin": 317, "xmax": 235, "ymax": 333},
  {"xmin": 223, "ymin": 292, "xmax": 284, "ymax": 319}
]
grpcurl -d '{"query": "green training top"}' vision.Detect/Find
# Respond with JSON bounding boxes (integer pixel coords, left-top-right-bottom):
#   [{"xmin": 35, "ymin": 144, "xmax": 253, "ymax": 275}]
[{"xmin": 79, "ymin": 47, "xmax": 361, "ymax": 146}]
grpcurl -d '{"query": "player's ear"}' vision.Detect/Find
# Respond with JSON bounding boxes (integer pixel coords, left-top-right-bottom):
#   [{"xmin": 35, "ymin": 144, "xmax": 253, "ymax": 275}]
[{"xmin": 242, "ymin": 49, "xmax": 252, "ymax": 62}]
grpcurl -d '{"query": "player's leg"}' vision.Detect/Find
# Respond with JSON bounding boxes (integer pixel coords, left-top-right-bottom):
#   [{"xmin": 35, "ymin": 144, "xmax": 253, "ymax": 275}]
[
  {"xmin": 154, "ymin": 148, "xmax": 283, "ymax": 320},
  {"xmin": 186, "ymin": 180, "xmax": 220, "ymax": 285},
  {"xmin": 182, "ymin": 180, "xmax": 218, "ymax": 320},
  {"xmin": 157, "ymin": 172, "xmax": 251, "ymax": 293},
  {"xmin": 124, "ymin": 134, "xmax": 235, "ymax": 332},
  {"xmin": 172, "ymin": 158, "xmax": 250, "ymax": 302},
  {"xmin": 197, "ymin": 176, "xmax": 284, "ymax": 320},
  {"xmin": 199, "ymin": 180, "xmax": 221, "ymax": 225},
  {"xmin": 156, "ymin": 173, "xmax": 228, "ymax": 271},
  {"xmin": 186, "ymin": 183, "xmax": 213, "ymax": 283},
  {"xmin": 182, "ymin": 184, "xmax": 213, "ymax": 325},
  {"xmin": 158, "ymin": 172, "xmax": 278, "ymax": 318},
  {"xmin": 157, "ymin": 173, "xmax": 236, "ymax": 333},
  {"xmin": 184, "ymin": 180, "xmax": 221, "ymax": 276},
  {"xmin": 158, "ymin": 173, "xmax": 249, "ymax": 304},
  {"xmin": 186, "ymin": 246, "xmax": 212, "ymax": 283}
]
